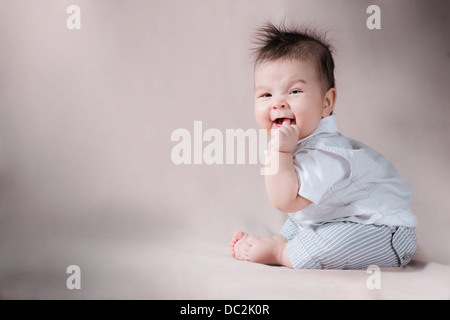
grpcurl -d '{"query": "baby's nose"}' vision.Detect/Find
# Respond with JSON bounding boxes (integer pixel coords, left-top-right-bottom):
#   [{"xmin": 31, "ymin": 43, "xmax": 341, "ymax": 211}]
[{"xmin": 272, "ymin": 103, "xmax": 287, "ymax": 109}]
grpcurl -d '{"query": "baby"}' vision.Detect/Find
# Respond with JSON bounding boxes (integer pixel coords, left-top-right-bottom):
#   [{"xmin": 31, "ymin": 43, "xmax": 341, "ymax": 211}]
[{"xmin": 230, "ymin": 23, "xmax": 418, "ymax": 269}]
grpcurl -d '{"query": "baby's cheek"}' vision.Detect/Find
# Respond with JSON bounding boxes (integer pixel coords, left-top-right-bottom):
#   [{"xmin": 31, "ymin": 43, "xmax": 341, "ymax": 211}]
[{"xmin": 256, "ymin": 116, "xmax": 271, "ymax": 131}]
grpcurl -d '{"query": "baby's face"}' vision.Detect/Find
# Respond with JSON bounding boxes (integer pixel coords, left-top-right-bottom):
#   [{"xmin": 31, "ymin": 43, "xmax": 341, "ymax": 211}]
[{"xmin": 254, "ymin": 58, "xmax": 331, "ymax": 140}]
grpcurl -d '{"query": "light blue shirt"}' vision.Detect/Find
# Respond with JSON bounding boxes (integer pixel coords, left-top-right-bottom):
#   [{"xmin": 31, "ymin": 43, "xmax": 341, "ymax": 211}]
[{"xmin": 291, "ymin": 115, "xmax": 418, "ymax": 227}]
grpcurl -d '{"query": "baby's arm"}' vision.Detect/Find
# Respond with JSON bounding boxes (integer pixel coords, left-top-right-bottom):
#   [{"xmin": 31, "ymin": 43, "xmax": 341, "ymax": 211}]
[{"xmin": 265, "ymin": 125, "xmax": 312, "ymax": 213}]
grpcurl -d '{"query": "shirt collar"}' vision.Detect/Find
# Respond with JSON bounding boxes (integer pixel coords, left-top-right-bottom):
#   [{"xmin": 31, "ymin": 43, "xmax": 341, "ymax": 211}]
[{"xmin": 298, "ymin": 114, "xmax": 338, "ymax": 144}]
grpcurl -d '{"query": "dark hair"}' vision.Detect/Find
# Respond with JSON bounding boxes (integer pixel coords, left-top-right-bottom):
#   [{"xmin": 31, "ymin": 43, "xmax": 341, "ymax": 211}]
[{"xmin": 252, "ymin": 23, "xmax": 336, "ymax": 94}]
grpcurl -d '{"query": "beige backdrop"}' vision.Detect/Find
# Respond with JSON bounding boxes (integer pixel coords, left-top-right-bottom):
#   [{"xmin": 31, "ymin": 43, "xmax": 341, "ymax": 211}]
[{"xmin": 0, "ymin": 0, "xmax": 449, "ymax": 299}]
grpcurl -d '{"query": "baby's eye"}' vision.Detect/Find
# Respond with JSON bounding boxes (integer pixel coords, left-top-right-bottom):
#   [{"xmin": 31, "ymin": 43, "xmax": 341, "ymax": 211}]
[
  {"xmin": 290, "ymin": 90, "xmax": 303, "ymax": 95},
  {"xmin": 260, "ymin": 93, "xmax": 272, "ymax": 98}
]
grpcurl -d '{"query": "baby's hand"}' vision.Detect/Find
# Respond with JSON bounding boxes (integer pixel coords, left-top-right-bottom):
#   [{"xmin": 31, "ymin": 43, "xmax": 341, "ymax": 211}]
[{"xmin": 269, "ymin": 124, "xmax": 300, "ymax": 153}]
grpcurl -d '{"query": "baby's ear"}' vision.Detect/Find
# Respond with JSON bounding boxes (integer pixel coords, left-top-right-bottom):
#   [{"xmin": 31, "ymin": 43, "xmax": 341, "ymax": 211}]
[{"xmin": 322, "ymin": 88, "xmax": 337, "ymax": 117}]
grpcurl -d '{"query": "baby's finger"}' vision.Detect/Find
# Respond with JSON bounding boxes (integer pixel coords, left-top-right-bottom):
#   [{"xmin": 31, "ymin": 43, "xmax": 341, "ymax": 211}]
[
  {"xmin": 280, "ymin": 124, "xmax": 296, "ymax": 137},
  {"xmin": 276, "ymin": 125, "xmax": 289, "ymax": 136},
  {"xmin": 291, "ymin": 124, "xmax": 301, "ymax": 138}
]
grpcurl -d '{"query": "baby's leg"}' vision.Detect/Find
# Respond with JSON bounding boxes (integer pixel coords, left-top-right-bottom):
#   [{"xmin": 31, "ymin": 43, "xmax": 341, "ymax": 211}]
[{"xmin": 230, "ymin": 231, "xmax": 292, "ymax": 268}]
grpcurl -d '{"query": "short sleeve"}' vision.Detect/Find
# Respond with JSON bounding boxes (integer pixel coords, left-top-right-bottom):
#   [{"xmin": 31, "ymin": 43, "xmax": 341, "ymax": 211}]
[{"xmin": 293, "ymin": 149, "xmax": 350, "ymax": 205}]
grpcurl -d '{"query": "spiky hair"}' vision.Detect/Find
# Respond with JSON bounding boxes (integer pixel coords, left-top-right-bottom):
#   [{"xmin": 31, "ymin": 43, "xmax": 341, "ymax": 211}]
[{"xmin": 252, "ymin": 23, "xmax": 336, "ymax": 93}]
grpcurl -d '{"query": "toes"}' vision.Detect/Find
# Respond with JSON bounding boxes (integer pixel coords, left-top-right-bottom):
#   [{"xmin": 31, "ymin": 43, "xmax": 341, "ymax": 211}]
[
  {"xmin": 230, "ymin": 232, "xmax": 249, "ymax": 260},
  {"xmin": 230, "ymin": 231, "xmax": 246, "ymax": 259},
  {"xmin": 231, "ymin": 231, "xmax": 245, "ymax": 243},
  {"xmin": 230, "ymin": 243, "xmax": 237, "ymax": 258},
  {"xmin": 234, "ymin": 239, "xmax": 248, "ymax": 260}
]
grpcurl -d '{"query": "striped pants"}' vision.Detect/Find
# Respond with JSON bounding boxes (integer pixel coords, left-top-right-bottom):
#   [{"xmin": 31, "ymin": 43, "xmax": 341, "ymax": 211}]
[{"xmin": 279, "ymin": 218, "xmax": 418, "ymax": 270}]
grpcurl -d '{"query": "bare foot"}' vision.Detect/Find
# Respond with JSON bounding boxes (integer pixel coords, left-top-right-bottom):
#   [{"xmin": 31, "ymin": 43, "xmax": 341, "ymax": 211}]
[{"xmin": 230, "ymin": 231, "xmax": 292, "ymax": 268}]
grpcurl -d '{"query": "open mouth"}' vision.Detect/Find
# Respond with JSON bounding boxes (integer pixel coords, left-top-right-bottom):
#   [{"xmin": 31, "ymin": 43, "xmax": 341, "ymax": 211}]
[{"xmin": 272, "ymin": 117, "xmax": 296, "ymax": 128}]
